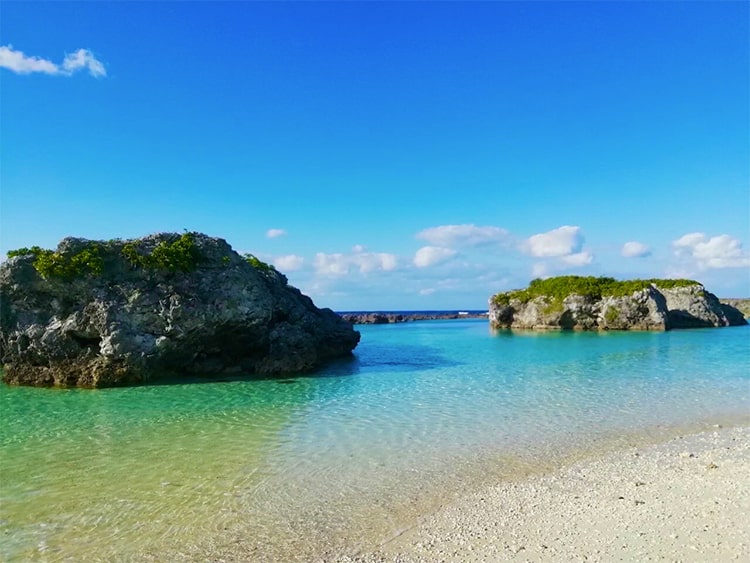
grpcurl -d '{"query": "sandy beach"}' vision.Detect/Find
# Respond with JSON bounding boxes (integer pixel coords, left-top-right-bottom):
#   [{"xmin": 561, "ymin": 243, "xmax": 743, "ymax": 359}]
[{"xmin": 342, "ymin": 425, "xmax": 750, "ymax": 562}]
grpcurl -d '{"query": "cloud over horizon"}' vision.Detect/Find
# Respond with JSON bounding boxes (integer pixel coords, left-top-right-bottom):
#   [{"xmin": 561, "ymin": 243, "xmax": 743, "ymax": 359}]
[
  {"xmin": 313, "ymin": 249, "xmax": 398, "ymax": 277},
  {"xmin": 413, "ymin": 246, "xmax": 458, "ymax": 268},
  {"xmin": 523, "ymin": 226, "xmax": 593, "ymax": 278},
  {"xmin": 416, "ymin": 224, "xmax": 509, "ymax": 247},
  {"xmin": 621, "ymin": 241, "xmax": 652, "ymax": 258},
  {"xmin": 524, "ymin": 225, "xmax": 583, "ymax": 257},
  {"xmin": 0, "ymin": 45, "xmax": 106, "ymax": 77},
  {"xmin": 673, "ymin": 233, "xmax": 750, "ymax": 269},
  {"xmin": 271, "ymin": 225, "xmax": 750, "ymax": 310},
  {"xmin": 273, "ymin": 254, "xmax": 304, "ymax": 271},
  {"xmin": 266, "ymin": 228, "xmax": 287, "ymax": 239}
]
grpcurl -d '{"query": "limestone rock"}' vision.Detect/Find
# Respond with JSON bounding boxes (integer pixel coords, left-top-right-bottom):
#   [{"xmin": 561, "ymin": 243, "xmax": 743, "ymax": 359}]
[
  {"xmin": 660, "ymin": 285, "xmax": 740, "ymax": 328},
  {"xmin": 719, "ymin": 298, "xmax": 750, "ymax": 319},
  {"xmin": 489, "ymin": 277, "xmax": 747, "ymax": 331},
  {"xmin": 599, "ymin": 287, "xmax": 669, "ymax": 331},
  {"xmin": 0, "ymin": 233, "xmax": 360, "ymax": 387}
]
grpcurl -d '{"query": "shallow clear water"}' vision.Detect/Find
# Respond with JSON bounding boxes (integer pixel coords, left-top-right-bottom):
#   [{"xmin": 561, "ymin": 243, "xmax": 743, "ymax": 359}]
[{"xmin": 1, "ymin": 321, "xmax": 749, "ymax": 561}]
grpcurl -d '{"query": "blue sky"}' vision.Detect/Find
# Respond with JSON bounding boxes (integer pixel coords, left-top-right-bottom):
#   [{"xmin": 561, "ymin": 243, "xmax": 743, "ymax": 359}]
[{"xmin": 1, "ymin": 1, "xmax": 748, "ymax": 310}]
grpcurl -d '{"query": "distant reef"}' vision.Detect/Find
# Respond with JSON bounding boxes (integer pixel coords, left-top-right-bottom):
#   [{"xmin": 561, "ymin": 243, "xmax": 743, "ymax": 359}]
[
  {"xmin": 489, "ymin": 276, "xmax": 747, "ymax": 331},
  {"xmin": 339, "ymin": 312, "xmax": 487, "ymax": 324},
  {"xmin": 0, "ymin": 232, "xmax": 360, "ymax": 388}
]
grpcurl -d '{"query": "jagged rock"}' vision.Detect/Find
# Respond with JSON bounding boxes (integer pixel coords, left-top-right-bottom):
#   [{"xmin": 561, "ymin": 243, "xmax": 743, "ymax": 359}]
[
  {"xmin": 719, "ymin": 303, "xmax": 748, "ymax": 326},
  {"xmin": 488, "ymin": 277, "xmax": 747, "ymax": 331},
  {"xmin": 661, "ymin": 285, "xmax": 734, "ymax": 328},
  {"xmin": 0, "ymin": 233, "xmax": 360, "ymax": 387},
  {"xmin": 720, "ymin": 298, "xmax": 750, "ymax": 319},
  {"xmin": 598, "ymin": 287, "xmax": 669, "ymax": 331}
]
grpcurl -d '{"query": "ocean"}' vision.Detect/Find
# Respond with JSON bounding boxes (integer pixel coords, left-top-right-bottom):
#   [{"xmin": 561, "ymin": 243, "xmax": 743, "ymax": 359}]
[{"xmin": 1, "ymin": 318, "xmax": 748, "ymax": 561}]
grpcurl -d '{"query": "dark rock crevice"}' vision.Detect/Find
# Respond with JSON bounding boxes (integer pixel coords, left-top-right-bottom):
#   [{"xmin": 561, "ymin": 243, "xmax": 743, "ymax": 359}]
[{"xmin": 68, "ymin": 333, "xmax": 102, "ymax": 352}]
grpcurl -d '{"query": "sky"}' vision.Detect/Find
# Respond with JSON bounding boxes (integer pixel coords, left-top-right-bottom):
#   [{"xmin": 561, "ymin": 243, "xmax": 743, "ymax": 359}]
[{"xmin": 1, "ymin": 1, "xmax": 748, "ymax": 310}]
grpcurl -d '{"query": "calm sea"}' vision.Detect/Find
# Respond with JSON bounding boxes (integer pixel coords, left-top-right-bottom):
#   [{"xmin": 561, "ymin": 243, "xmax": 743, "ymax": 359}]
[{"xmin": 1, "ymin": 319, "xmax": 748, "ymax": 561}]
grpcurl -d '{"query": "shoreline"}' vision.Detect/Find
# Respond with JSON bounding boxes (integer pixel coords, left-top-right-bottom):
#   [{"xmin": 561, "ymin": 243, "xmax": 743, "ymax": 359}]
[
  {"xmin": 2, "ymin": 406, "xmax": 748, "ymax": 561},
  {"xmin": 340, "ymin": 424, "xmax": 750, "ymax": 562}
]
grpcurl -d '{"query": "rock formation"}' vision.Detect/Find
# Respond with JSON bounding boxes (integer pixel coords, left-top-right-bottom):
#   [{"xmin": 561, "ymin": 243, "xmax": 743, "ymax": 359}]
[
  {"xmin": 339, "ymin": 311, "xmax": 487, "ymax": 324},
  {"xmin": 489, "ymin": 276, "xmax": 747, "ymax": 331},
  {"xmin": 0, "ymin": 233, "xmax": 360, "ymax": 387},
  {"xmin": 719, "ymin": 298, "xmax": 750, "ymax": 320}
]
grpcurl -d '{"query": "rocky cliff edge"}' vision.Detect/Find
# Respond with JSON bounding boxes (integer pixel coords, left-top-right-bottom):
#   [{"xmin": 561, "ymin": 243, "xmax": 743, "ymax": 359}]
[{"xmin": 0, "ymin": 232, "xmax": 360, "ymax": 387}]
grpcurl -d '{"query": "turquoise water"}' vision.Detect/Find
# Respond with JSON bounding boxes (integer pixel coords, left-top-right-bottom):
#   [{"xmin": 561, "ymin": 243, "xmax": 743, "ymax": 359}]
[{"xmin": 1, "ymin": 320, "xmax": 749, "ymax": 561}]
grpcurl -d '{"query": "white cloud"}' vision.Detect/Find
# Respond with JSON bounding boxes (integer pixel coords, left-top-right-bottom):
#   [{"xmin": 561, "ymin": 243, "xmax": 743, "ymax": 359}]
[
  {"xmin": 352, "ymin": 244, "xmax": 366, "ymax": 253},
  {"xmin": 416, "ymin": 224, "xmax": 509, "ymax": 247},
  {"xmin": 0, "ymin": 45, "xmax": 58, "ymax": 74},
  {"xmin": 273, "ymin": 254, "xmax": 304, "ymax": 271},
  {"xmin": 673, "ymin": 232, "xmax": 750, "ymax": 269},
  {"xmin": 369, "ymin": 253, "xmax": 398, "ymax": 272},
  {"xmin": 313, "ymin": 250, "xmax": 397, "ymax": 276},
  {"xmin": 0, "ymin": 45, "xmax": 105, "ymax": 77},
  {"xmin": 621, "ymin": 241, "xmax": 651, "ymax": 258},
  {"xmin": 522, "ymin": 226, "xmax": 593, "ymax": 277},
  {"xmin": 61, "ymin": 49, "xmax": 106, "ymax": 78},
  {"xmin": 673, "ymin": 232, "xmax": 706, "ymax": 249},
  {"xmin": 560, "ymin": 251, "xmax": 593, "ymax": 266},
  {"xmin": 524, "ymin": 225, "xmax": 583, "ymax": 257},
  {"xmin": 266, "ymin": 228, "xmax": 287, "ymax": 239},
  {"xmin": 419, "ymin": 288, "xmax": 436, "ymax": 296},
  {"xmin": 313, "ymin": 253, "xmax": 349, "ymax": 276},
  {"xmin": 413, "ymin": 246, "xmax": 458, "ymax": 268}
]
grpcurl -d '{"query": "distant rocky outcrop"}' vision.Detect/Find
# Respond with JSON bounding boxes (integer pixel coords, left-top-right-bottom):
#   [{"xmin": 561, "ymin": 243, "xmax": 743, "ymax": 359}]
[
  {"xmin": 720, "ymin": 298, "xmax": 750, "ymax": 319},
  {"xmin": 489, "ymin": 276, "xmax": 747, "ymax": 331},
  {"xmin": 339, "ymin": 312, "xmax": 486, "ymax": 324},
  {"xmin": 0, "ymin": 233, "xmax": 360, "ymax": 387}
]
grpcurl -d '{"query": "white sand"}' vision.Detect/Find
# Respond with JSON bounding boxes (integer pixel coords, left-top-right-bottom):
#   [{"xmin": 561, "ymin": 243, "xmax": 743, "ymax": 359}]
[{"xmin": 341, "ymin": 426, "xmax": 750, "ymax": 562}]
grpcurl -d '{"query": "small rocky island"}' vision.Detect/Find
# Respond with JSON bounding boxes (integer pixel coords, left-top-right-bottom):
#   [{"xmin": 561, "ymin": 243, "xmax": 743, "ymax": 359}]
[
  {"xmin": 489, "ymin": 276, "xmax": 747, "ymax": 331},
  {"xmin": 0, "ymin": 232, "xmax": 360, "ymax": 387}
]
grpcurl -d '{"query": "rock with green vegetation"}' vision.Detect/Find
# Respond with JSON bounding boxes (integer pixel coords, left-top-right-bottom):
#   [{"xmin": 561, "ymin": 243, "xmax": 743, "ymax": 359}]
[
  {"xmin": 489, "ymin": 276, "xmax": 747, "ymax": 331},
  {"xmin": 0, "ymin": 232, "xmax": 360, "ymax": 387}
]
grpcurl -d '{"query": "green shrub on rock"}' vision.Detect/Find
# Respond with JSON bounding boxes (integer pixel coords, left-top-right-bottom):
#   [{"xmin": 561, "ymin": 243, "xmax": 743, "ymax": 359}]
[
  {"xmin": 244, "ymin": 253, "xmax": 276, "ymax": 272},
  {"xmin": 7, "ymin": 244, "xmax": 104, "ymax": 280},
  {"xmin": 122, "ymin": 232, "xmax": 203, "ymax": 272},
  {"xmin": 604, "ymin": 306, "xmax": 620, "ymax": 324},
  {"xmin": 492, "ymin": 276, "xmax": 699, "ymax": 306},
  {"xmin": 7, "ymin": 232, "xmax": 205, "ymax": 280}
]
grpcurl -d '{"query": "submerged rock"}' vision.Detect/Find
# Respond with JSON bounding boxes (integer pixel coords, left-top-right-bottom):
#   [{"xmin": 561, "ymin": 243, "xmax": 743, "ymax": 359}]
[
  {"xmin": 0, "ymin": 233, "xmax": 360, "ymax": 387},
  {"xmin": 489, "ymin": 276, "xmax": 747, "ymax": 331}
]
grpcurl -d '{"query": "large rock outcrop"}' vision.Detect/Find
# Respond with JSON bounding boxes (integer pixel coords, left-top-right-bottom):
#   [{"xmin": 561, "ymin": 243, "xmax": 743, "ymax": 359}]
[
  {"xmin": 489, "ymin": 276, "xmax": 747, "ymax": 331},
  {"xmin": 0, "ymin": 233, "xmax": 360, "ymax": 387}
]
